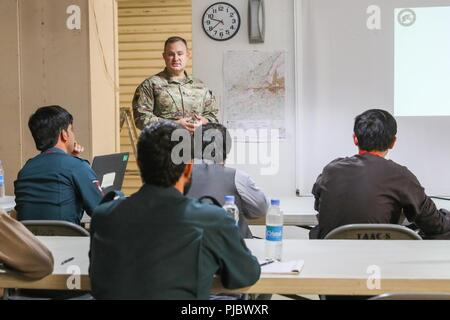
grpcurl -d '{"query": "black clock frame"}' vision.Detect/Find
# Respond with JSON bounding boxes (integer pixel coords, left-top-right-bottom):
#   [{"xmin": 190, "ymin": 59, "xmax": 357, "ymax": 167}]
[{"xmin": 202, "ymin": 2, "xmax": 241, "ymax": 41}]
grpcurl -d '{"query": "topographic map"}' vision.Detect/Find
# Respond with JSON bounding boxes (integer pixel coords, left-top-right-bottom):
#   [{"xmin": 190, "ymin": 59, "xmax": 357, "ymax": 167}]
[{"xmin": 223, "ymin": 51, "xmax": 286, "ymax": 139}]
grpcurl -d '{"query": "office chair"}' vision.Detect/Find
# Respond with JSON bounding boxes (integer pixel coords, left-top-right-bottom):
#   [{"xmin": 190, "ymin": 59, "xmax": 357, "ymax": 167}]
[
  {"xmin": 324, "ymin": 223, "xmax": 422, "ymax": 240},
  {"xmin": 21, "ymin": 220, "xmax": 90, "ymax": 236}
]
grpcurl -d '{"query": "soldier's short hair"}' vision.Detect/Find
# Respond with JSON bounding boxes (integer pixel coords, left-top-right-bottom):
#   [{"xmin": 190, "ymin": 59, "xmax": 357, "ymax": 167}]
[
  {"xmin": 164, "ymin": 36, "xmax": 188, "ymax": 51},
  {"xmin": 28, "ymin": 105, "xmax": 73, "ymax": 152}
]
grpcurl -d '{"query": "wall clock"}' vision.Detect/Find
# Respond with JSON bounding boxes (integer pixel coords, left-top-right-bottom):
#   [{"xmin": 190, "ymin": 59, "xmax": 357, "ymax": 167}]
[{"xmin": 202, "ymin": 2, "xmax": 241, "ymax": 41}]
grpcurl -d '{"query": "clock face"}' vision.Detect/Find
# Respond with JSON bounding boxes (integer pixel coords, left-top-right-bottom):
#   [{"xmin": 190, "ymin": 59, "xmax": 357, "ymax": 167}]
[{"xmin": 202, "ymin": 2, "xmax": 240, "ymax": 41}]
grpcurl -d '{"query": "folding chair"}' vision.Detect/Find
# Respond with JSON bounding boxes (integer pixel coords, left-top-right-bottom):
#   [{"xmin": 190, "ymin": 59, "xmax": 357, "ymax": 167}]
[
  {"xmin": 322, "ymin": 223, "xmax": 421, "ymax": 300},
  {"xmin": 21, "ymin": 220, "xmax": 89, "ymax": 237},
  {"xmin": 324, "ymin": 223, "xmax": 422, "ymax": 240}
]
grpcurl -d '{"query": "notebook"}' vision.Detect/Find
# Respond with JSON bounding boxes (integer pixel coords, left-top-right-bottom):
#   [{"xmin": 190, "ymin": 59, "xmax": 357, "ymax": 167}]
[{"xmin": 260, "ymin": 260, "xmax": 304, "ymax": 275}]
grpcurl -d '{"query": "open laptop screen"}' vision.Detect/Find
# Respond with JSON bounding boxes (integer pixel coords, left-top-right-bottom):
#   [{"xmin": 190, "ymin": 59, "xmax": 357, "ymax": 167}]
[{"xmin": 91, "ymin": 153, "xmax": 129, "ymax": 194}]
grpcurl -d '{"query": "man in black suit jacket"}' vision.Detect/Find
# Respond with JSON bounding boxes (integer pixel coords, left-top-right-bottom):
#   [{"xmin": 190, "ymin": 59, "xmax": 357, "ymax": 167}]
[{"xmin": 89, "ymin": 120, "xmax": 260, "ymax": 299}]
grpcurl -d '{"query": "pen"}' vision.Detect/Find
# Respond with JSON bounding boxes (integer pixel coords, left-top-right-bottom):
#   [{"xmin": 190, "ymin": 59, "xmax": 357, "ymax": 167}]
[
  {"xmin": 61, "ymin": 257, "xmax": 74, "ymax": 265},
  {"xmin": 260, "ymin": 260, "xmax": 275, "ymax": 267}
]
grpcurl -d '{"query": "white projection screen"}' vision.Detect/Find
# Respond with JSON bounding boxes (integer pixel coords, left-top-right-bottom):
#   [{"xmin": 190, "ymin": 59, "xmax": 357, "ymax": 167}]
[{"xmin": 297, "ymin": 0, "xmax": 450, "ymax": 196}]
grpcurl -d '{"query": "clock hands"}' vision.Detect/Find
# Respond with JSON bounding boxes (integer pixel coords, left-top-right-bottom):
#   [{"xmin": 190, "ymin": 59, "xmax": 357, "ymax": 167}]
[
  {"xmin": 209, "ymin": 17, "xmax": 224, "ymax": 32},
  {"xmin": 210, "ymin": 17, "xmax": 224, "ymax": 24},
  {"xmin": 211, "ymin": 20, "xmax": 222, "ymax": 31}
]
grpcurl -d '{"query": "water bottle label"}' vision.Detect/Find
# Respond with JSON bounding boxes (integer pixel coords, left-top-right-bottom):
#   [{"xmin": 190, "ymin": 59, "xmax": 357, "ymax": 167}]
[
  {"xmin": 0, "ymin": 175, "xmax": 3, "ymax": 186},
  {"xmin": 266, "ymin": 225, "xmax": 283, "ymax": 241}
]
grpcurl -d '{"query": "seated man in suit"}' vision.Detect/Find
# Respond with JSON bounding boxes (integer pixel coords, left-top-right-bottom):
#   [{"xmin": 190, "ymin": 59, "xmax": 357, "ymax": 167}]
[
  {"xmin": 14, "ymin": 105, "xmax": 103, "ymax": 225},
  {"xmin": 0, "ymin": 209, "xmax": 54, "ymax": 280},
  {"xmin": 311, "ymin": 109, "xmax": 450, "ymax": 239},
  {"xmin": 187, "ymin": 123, "xmax": 268, "ymax": 238},
  {"xmin": 89, "ymin": 120, "xmax": 260, "ymax": 299}
]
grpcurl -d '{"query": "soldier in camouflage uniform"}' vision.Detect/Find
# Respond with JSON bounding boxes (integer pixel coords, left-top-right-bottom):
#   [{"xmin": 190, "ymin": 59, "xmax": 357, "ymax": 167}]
[{"xmin": 133, "ymin": 36, "xmax": 218, "ymax": 132}]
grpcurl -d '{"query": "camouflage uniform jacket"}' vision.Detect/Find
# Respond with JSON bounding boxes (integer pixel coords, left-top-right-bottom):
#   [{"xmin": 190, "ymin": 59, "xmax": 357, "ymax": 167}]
[{"xmin": 132, "ymin": 69, "xmax": 219, "ymax": 129}]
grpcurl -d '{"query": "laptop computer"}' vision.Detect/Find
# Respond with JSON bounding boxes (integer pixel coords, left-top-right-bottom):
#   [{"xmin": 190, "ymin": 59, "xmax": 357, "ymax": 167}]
[{"xmin": 91, "ymin": 152, "xmax": 129, "ymax": 194}]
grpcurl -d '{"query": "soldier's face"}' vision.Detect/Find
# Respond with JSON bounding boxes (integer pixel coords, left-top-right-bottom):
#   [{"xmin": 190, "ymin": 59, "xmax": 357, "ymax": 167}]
[{"xmin": 163, "ymin": 41, "xmax": 189, "ymax": 75}]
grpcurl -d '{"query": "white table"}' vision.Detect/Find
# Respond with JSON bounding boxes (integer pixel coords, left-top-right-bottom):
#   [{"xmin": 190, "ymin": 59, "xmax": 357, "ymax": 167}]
[
  {"xmin": 278, "ymin": 197, "xmax": 317, "ymax": 226},
  {"xmin": 241, "ymin": 196, "xmax": 317, "ymax": 226},
  {"xmin": 3, "ymin": 237, "xmax": 450, "ymax": 296},
  {"xmin": 252, "ymin": 196, "xmax": 450, "ymax": 227},
  {"xmin": 81, "ymin": 196, "xmax": 450, "ymax": 228},
  {"xmin": 214, "ymin": 239, "xmax": 450, "ymax": 295},
  {"xmin": 0, "ymin": 237, "xmax": 90, "ymax": 291},
  {"xmin": 79, "ymin": 197, "xmax": 318, "ymax": 227},
  {"xmin": 0, "ymin": 196, "xmax": 15, "ymax": 213}
]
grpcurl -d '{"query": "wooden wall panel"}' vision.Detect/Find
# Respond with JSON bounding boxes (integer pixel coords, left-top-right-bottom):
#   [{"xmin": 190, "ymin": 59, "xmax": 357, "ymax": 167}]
[{"xmin": 118, "ymin": 0, "xmax": 192, "ymax": 195}]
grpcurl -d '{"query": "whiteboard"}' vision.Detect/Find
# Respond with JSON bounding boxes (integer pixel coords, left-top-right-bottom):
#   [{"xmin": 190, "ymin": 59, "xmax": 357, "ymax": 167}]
[{"xmin": 295, "ymin": 0, "xmax": 450, "ymax": 196}]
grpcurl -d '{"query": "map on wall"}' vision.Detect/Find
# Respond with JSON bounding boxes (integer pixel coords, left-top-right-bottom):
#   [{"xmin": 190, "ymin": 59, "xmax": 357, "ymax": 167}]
[{"xmin": 223, "ymin": 51, "xmax": 286, "ymax": 139}]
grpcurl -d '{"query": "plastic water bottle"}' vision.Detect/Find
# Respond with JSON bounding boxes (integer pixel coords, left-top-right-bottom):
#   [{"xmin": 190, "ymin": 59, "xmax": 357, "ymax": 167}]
[
  {"xmin": 223, "ymin": 195, "xmax": 239, "ymax": 226},
  {"xmin": 265, "ymin": 199, "xmax": 283, "ymax": 261},
  {"xmin": 0, "ymin": 160, "xmax": 5, "ymax": 198}
]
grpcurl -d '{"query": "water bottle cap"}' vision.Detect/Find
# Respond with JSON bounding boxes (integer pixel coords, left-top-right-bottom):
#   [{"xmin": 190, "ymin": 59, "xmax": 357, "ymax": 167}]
[
  {"xmin": 271, "ymin": 199, "xmax": 280, "ymax": 206},
  {"xmin": 224, "ymin": 195, "xmax": 235, "ymax": 203}
]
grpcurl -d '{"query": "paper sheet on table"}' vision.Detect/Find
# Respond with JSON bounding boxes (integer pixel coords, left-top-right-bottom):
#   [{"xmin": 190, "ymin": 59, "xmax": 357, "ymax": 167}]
[{"xmin": 260, "ymin": 260, "xmax": 304, "ymax": 274}]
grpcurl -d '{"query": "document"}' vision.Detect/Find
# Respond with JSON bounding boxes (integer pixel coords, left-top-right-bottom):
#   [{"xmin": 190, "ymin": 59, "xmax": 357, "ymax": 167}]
[
  {"xmin": 260, "ymin": 260, "xmax": 304, "ymax": 275},
  {"xmin": 101, "ymin": 172, "xmax": 116, "ymax": 189}
]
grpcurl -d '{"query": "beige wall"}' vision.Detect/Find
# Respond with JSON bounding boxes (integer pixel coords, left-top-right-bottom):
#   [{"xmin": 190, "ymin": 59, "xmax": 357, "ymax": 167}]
[
  {"xmin": 0, "ymin": 0, "xmax": 22, "ymax": 195},
  {"xmin": 89, "ymin": 0, "xmax": 120, "ymax": 155},
  {"xmin": 0, "ymin": 0, "xmax": 118, "ymax": 194},
  {"xmin": 19, "ymin": 0, "xmax": 92, "ymax": 163}
]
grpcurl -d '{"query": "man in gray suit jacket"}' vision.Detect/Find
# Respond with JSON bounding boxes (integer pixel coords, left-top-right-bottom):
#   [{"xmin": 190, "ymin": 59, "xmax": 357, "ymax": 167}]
[{"xmin": 187, "ymin": 123, "xmax": 268, "ymax": 238}]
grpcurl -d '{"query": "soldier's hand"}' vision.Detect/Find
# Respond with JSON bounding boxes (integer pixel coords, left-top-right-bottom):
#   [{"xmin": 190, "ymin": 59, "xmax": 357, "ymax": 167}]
[
  {"xmin": 192, "ymin": 121, "xmax": 202, "ymax": 131},
  {"xmin": 176, "ymin": 118, "xmax": 196, "ymax": 133},
  {"xmin": 72, "ymin": 142, "xmax": 85, "ymax": 157},
  {"xmin": 193, "ymin": 114, "xmax": 209, "ymax": 125}
]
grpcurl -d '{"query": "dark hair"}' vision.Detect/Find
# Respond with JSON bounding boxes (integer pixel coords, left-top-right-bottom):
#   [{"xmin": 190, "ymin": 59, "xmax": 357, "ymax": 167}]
[
  {"xmin": 137, "ymin": 120, "xmax": 192, "ymax": 187},
  {"xmin": 164, "ymin": 36, "xmax": 188, "ymax": 51},
  {"xmin": 354, "ymin": 109, "xmax": 397, "ymax": 151},
  {"xmin": 193, "ymin": 123, "xmax": 232, "ymax": 162},
  {"xmin": 28, "ymin": 105, "xmax": 73, "ymax": 152}
]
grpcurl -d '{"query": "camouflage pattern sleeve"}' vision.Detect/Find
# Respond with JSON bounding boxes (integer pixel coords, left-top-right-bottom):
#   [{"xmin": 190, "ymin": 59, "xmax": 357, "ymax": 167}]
[
  {"xmin": 132, "ymin": 80, "xmax": 161, "ymax": 130},
  {"xmin": 201, "ymin": 89, "xmax": 219, "ymax": 123}
]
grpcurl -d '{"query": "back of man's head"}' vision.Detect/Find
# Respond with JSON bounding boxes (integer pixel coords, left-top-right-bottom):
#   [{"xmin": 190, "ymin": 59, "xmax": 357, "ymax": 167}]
[
  {"xmin": 28, "ymin": 105, "xmax": 73, "ymax": 152},
  {"xmin": 138, "ymin": 120, "xmax": 191, "ymax": 187},
  {"xmin": 194, "ymin": 123, "xmax": 232, "ymax": 163},
  {"xmin": 354, "ymin": 109, "xmax": 397, "ymax": 152}
]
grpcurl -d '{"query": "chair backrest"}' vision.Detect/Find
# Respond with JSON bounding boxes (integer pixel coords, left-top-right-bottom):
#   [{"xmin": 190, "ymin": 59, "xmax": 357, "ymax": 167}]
[
  {"xmin": 21, "ymin": 220, "xmax": 89, "ymax": 237},
  {"xmin": 370, "ymin": 293, "xmax": 450, "ymax": 300},
  {"xmin": 324, "ymin": 224, "xmax": 422, "ymax": 240}
]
